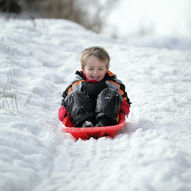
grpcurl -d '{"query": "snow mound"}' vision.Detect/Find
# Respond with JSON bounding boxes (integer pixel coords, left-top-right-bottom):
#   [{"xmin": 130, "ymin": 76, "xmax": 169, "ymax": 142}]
[
  {"xmin": 0, "ymin": 18, "xmax": 191, "ymax": 191},
  {"xmin": 126, "ymin": 35, "xmax": 191, "ymax": 50}
]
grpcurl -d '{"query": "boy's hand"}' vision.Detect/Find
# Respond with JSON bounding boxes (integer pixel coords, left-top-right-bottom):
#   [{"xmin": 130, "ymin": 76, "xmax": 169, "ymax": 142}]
[
  {"xmin": 58, "ymin": 106, "xmax": 67, "ymax": 121},
  {"xmin": 119, "ymin": 112, "xmax": 126, "ymax": 121},
  {"xmin": 120, "ymin": 100, "xmax": 130, "ymax": 116}
]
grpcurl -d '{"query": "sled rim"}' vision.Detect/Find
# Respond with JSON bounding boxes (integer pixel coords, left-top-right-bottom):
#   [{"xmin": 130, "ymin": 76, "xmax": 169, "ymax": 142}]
[
  {"xmin": 62, "ymin": 117, "xmax": 126, "ymax": 140},
  {"xmin": 62, "ymin": 121, "xmax": 126, "ymax": 133}
]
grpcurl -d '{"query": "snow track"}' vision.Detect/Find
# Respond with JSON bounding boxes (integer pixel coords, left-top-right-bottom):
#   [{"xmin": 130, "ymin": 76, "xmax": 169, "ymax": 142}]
[{"xmin": 0, "ymin": 18, "xmax": 191, "ymax": 191}]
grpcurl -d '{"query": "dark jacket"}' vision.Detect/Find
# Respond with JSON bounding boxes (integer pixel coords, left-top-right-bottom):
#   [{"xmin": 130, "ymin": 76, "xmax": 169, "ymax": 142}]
[
  {"xmin": 58, "ymin": 70, "xmax": 131, "ymax": 125},
  {"xmin": 61, "ymin": 70, "xmax": 131, "ymax": 106}
]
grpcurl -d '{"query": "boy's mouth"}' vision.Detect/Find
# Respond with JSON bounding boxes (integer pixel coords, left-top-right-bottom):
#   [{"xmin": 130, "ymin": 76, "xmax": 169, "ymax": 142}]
[{"xmin": 91, "ymin": 76, "xmax": 99, "ymax": 81}]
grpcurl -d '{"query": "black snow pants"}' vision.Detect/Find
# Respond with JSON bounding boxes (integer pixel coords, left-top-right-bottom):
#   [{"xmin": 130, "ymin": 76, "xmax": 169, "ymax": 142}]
[{"xmin": 63, "ymin": 88, "xmax": 122, "ymax": 127}]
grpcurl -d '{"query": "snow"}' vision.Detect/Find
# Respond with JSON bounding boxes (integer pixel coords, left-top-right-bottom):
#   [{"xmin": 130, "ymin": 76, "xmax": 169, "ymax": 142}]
[{"xmin": 0, "ymin": 18, "xmax": 191, "ymax": 191}]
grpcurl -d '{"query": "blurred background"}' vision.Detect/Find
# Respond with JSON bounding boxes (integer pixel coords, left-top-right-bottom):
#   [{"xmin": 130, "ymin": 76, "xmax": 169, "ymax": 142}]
[{"xmin": 1, "ymin": 0, "xmax": 190, "ymax": 40}]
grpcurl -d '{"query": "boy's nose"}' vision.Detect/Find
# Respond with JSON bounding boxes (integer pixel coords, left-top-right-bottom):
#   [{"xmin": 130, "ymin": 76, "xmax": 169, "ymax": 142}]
[{"xmin": 93, "ymin": 70, "xmax": 98, "ymax": 76}]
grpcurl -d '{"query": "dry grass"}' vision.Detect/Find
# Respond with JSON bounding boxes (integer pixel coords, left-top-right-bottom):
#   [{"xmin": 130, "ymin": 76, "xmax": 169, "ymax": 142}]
[{"xmin": 0, "ymin": 73, "xmax": 19, "ymax": 114}]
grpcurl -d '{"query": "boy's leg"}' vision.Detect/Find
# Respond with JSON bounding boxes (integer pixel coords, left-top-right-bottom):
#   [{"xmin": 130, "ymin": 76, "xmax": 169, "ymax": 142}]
[
  {"xmin": 63, "ymin": 91, "xmax": 94, "ymax": 127},
  {"xmin": 95, "ymin": 88, "xmax": 122, "ymax": 126}
]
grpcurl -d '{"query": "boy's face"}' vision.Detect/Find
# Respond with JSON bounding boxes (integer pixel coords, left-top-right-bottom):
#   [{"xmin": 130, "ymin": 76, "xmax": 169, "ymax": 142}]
[{"xmin": 83, "ymin": 56, "xmax": 107, "ymax": 82}]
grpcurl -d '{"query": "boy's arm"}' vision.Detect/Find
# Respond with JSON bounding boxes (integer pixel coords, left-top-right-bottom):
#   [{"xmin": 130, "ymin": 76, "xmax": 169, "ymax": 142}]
[
  {"xmin": 61, "ymin": 83, "xmax": 73, "ymax": 104},
  {"xmin": 59, "ymin": 82, "xmax": 74, "ymax": 122},
  {"xmin": 118, "ymin": 98, "xmax": 130, "ymax": 122},
  {"xmin": 59, "ymin": 77, "xmax": 84, "ymax": 123},
  {"xmin": 113, "ymin": 78, "xmax": 131, "ymax": 112},
  {"xmin": 106, "ymin": 72, "xmax": 131, "ymax": 110},
  {"xmin": 112, "ymin": 76, "xmax": 131, "ymax": 116}
]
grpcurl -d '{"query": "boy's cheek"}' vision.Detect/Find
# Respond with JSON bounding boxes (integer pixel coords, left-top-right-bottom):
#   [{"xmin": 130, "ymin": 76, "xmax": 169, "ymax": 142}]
[{"xmin": 86, "ymin": 72, "xmax": 91, "ymax": 77}]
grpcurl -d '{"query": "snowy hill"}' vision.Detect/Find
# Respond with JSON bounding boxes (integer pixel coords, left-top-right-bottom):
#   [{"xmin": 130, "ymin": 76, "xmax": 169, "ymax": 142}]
[{"xmin": 0, "ymin": 18, "xmax": 191, "ymax": 191}]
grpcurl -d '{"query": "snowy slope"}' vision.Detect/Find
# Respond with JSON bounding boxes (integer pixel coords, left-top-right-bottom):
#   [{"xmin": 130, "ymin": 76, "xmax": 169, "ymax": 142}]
[{"xmin": 0, "ymin": 18, "xmax": 191, "ymax": 191}]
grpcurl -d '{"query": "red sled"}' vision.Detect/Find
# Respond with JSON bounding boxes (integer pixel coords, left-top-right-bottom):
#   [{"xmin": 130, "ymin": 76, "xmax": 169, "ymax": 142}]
[{"xmin": 62, "ymin": 114, "xmax": 126, "ymax": 140}]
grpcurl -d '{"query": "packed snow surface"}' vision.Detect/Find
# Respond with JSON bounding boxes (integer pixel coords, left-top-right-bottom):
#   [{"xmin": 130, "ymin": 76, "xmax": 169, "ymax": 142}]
[{"xmin": 0, "ymin": 18, "xmax": 191, "ymax": 191}]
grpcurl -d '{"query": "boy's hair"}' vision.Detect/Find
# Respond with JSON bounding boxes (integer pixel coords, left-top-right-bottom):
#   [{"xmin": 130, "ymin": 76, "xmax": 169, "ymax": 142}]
[{"xmin": 81, "ymin": 46, "xmax": 110, "ymax": 69}]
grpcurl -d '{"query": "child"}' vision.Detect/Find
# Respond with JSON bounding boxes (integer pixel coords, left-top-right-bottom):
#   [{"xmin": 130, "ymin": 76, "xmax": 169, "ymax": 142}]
[{"xmin": 58, "ymin": 46, "xmax": 131, "ymax": 127}]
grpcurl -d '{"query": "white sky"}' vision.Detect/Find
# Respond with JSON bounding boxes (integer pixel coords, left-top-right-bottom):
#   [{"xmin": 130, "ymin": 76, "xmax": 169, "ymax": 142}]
[{"xmin": 104, "ymin": 0, "xmax": 191, "ymax": 38}]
